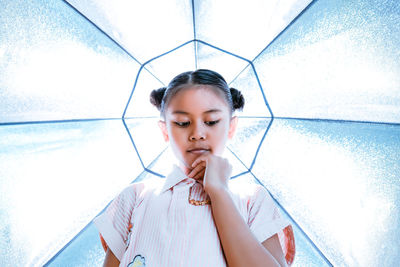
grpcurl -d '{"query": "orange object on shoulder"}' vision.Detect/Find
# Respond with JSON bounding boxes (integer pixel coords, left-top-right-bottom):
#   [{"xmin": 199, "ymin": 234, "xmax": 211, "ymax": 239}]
[{"xmin": 282, "ymin": 225, "xmax": 296, "ymax": 265}]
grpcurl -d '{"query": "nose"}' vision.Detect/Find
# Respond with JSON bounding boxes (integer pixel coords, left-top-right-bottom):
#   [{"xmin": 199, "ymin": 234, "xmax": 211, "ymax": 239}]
[{"xmin": 189, "ymin": 122, "xmax": 206, "ymax": 141}]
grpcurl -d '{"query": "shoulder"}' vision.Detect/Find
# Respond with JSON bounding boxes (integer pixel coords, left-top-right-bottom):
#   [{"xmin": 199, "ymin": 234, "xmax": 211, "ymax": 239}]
[
  {"xmin": 228, "ymin": 177, "xmax": 276, "ymax": 215},
  {"xmin": 119, "ymin": 176, "xmax": 164, "ymax": 199},
  {"xmin": 228, "ymin": 177, "xmax": 266, "ymax": 199}
]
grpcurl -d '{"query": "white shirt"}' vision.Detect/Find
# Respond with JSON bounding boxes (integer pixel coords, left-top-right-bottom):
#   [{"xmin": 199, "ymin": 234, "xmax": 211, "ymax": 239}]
[{"xmin": 94, "ymin": 165, "xmax": 294, "ymax": 266}]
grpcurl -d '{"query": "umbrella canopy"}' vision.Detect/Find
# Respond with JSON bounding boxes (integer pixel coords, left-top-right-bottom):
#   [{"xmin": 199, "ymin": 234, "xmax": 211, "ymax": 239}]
[{"xmin": 0, "ymin": 0, "xmax": 399, "ymax": 266}]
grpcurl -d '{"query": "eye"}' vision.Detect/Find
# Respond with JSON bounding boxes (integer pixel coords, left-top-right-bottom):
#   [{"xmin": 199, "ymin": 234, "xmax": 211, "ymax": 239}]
[
  {"xmin": 174, "ymin": 121, "xmax": 190, "ymax": 127},
  {"xmin": 205, "ymin": 120, "xmax": 220, "ymax": 126}
]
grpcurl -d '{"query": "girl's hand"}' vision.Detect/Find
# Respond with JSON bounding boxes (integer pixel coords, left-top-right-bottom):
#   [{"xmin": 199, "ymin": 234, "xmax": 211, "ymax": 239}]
[{"xmin": 188, "ymin": 154, "xmax": 232, "ymax": 198}]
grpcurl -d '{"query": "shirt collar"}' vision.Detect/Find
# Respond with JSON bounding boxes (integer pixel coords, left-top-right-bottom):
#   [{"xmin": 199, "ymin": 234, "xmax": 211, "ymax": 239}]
[{"xmin": 161, "ymin": 164, "xmax": 193, "ymax": 192}]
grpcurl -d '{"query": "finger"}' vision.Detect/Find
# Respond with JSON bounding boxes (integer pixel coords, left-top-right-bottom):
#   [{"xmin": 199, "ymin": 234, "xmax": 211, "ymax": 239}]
[
  {"xmin": 193, "ymin": 168, "xmax": 205, "ymax": 180},
  {"xmin": 189, "ymin": 160, "xmax": 206, "ymax": 173},
  {"xmin": 189, "ymin": 167, "xmax": 205, "ymax": 180},
  {"xmin": 188, "ymin": 162, "xmax": 206, "ymax": 178},
  {"xmin": 191, "ymin": 156, "xmax": 208, "ymax": 168},
  {"xmin": 189, "ymin": 161, "xmax": 206, "ymax": 177}
]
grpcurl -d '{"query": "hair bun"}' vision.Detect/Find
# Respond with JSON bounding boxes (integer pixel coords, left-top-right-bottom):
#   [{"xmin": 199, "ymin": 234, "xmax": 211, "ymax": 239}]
[
  {"xmin": 150, "ymin": 87, "xmax": 167, "ymax": 111},
  {"xmin": 230, "ymin": 88, "xmax": 245, "ymax": 111}
]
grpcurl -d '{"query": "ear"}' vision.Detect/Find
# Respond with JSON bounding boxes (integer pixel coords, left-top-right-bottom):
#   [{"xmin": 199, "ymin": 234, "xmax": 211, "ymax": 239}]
[
  {"xmin": 158, "ymin": 120, "xmax": 169, "ymax": 142},
  {"xmin": 228, "ymin": 116, "xmax": 238, "ymax": 139}
]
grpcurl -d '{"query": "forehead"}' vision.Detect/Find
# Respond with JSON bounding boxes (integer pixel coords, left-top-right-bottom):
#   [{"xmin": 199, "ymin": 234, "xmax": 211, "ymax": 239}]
[{"xmin": 166, "ymin": 85, "xmax": 230, "ymax": 114}]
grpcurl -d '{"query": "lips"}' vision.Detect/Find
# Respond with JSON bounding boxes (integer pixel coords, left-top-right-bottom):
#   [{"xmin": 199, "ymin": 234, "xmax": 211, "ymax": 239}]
[{"xmin": 187, "ymin": 147, "xmax": 211, "ymax": 154}]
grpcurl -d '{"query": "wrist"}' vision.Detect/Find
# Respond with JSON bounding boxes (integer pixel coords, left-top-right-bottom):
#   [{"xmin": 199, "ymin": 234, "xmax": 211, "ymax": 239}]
[{"xmin": 207, "ymin": 185, "xmax": 231, "ymax": 203}]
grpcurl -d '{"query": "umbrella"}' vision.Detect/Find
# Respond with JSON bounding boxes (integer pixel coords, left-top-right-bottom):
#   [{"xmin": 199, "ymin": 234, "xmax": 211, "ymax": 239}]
[{"xmin": 0, "ymin": 0, "xmax": 399, "ymax": 266}]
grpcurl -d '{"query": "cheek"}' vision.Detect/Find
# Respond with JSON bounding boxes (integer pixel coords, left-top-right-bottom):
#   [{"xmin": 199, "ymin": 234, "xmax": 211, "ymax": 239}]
[
  {"xmin": 210, "ymin": 123, "xmax": 230, "ymax": 147},
  {"xmin": 168, "ymin": 127, "xmax": 187, "ymax": 148}
]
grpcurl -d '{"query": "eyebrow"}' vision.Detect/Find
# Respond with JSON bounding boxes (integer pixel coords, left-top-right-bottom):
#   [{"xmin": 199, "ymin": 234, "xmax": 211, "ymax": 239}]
[{"xmin": 172, "ymin": 109, "xmax": 223, "ymax": 115}]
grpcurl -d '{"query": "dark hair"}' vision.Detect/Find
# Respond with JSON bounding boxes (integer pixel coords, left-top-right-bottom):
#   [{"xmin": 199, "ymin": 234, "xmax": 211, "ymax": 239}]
[{"xmin": 150, "ymin": 69, "xmax": 245, "ymax": 116}]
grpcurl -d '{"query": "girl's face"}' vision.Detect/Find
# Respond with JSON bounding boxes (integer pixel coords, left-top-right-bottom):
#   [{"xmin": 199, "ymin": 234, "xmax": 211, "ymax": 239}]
[{"xmin": 159, "ymin": 85, "xmax": 237, "ymax": 172}]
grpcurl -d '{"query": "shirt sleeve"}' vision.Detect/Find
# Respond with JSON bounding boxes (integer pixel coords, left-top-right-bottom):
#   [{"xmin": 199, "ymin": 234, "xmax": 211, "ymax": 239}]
[
  {"xmin": 247, "ymin": 185, "xmax": 290, "ymax": 243},
  {"xmin": 93, "ymin": 185, "xmax": 138, "ymax": 261},
  {"xmin": 247, "ymin": 185, "xmax": 296, "ymax": 265}
]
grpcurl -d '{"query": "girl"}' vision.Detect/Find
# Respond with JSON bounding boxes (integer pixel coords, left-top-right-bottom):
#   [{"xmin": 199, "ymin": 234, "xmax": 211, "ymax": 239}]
[{"xmin": 94, "ymin": 69, "xmax": 295, "ymax": 267}]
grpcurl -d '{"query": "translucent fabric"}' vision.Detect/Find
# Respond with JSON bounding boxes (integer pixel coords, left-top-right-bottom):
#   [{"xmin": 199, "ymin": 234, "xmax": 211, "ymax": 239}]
[
  {"xmin": 228, "ymin": 118, "xmax": 273, "ymax": 169},
  {"xmin": 254, "ymin": 0, "xmax": 400, "ymax": 123},
  {"xmin": 124, "ymin": 42, "xmax": 196, "ymax": 118},
  {"xmin": 0, "ymin": 0, "xmax": 140, "ymax": 123},
  {"xmin": 124, "ymin": 118, "xmax": 168, "ymax": 169},
  {"xmin": 194, "ymin": 0, "xmax": 313, "ymax": 60},
  {"xmin": 229, "ymin": 66, "xmax": 273, "ymax": 117},
  {"xmin": 251, "ymin": 119, "xmax": 400, "ymax": 266},
  {"xmin": 0, "ymin": 120, "xmax": 142, "ymax": 266},
  {"xmin": 65, "ymin": 0, "xmax": 194, "ymax": 63},
  {"xmin": 195, "ymin": 41, "xmax": 249, "ymax": 84}
]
